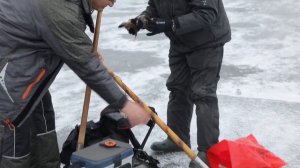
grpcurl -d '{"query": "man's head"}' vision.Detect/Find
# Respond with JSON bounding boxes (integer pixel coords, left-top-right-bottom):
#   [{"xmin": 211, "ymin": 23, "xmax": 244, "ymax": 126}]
[{"xmin": 91, "ymin": 0, "xmax": 116, "ymax": 10}]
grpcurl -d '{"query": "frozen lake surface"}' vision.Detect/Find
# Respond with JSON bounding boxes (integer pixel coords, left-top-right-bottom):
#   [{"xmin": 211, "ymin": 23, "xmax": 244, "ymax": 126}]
[{"xmin": 51, "ymin": 0, "xmax": 300, "ymax": 167}]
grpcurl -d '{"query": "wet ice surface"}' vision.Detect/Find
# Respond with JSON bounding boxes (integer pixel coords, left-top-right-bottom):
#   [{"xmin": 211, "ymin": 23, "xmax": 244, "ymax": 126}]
[{"xmin": 52, "ymin": 0, "xmax": 300, "ymax": 167}]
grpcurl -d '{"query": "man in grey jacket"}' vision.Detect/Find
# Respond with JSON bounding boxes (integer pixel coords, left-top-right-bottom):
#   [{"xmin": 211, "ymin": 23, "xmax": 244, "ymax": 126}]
[
  {"xmin": 120, "ymin": 0, "xmax": 231, "ymax": 166},
  {"xmin": 0, "ymin": 0, "xmax": 150, "ymax": 167}
]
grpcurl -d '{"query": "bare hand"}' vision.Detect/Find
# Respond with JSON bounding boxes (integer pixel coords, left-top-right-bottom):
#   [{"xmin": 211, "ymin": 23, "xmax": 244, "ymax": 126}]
[
  {"xmin": 121, "ymin": 100, "xmax": 151, "ymax": 127},
  {"xmin": 92, "ymin": 0, "xmax": 116, "ymax": 11}
]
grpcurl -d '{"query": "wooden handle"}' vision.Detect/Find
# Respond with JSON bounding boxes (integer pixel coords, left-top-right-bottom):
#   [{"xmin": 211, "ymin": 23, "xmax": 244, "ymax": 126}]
[
  {"xmin": 107, "ymin": 70, "xmax": 198, "ymax": 160},
  {"xmin": 77, "ymin": 12, "xmax": 103, "ymax": 150}
]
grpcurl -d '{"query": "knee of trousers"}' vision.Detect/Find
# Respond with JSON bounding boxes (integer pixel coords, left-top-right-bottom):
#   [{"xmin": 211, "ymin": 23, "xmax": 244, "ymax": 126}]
[
  {"xmin": 190, "ymin": 87, "xmax": 217, "ymax": 102},
  {"xmin": 1, "ymin": 153, "xmax": 31, "ymax": 168},
  {"xmin": 166, "ymin": 82, "xmax": 189, "ymax": 92}
]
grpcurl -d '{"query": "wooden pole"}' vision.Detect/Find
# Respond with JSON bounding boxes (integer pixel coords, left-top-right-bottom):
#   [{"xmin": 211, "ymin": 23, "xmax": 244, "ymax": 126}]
[
  {"xmin": 77, "ymin": 11, "xmax": 103, "ymax": 151},
  {"xmin": 105, "ymin": 70, "xmax": 208, "ymax": 168}
]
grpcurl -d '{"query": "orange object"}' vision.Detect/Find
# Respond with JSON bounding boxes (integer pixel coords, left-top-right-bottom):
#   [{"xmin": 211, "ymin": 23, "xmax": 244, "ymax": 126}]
[
  {"xmin": 103, "ymin": 139, "xmax": 117, "ymax": 148},
  {"xmin": 5, "ymin": 118, "xmax": 15, "ymax": 131},
  {"xmin": 22, "ymin": 68, "xmax": 46, "ymax": 100}
]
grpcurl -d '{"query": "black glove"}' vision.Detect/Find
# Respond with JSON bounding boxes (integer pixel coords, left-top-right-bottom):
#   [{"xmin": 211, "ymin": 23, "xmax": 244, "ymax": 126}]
[
  {"xmin": 145, "ymin": 18, "xmax": 174, "ymax": 36},
  {"xmin": 118, "ymin": 16, "xmax": 147, "ymax": 36}
]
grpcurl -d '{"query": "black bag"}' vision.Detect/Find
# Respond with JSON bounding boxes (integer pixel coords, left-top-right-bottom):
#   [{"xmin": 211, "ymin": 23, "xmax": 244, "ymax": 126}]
[{"xmin": 60, "ymin": 105, "xmax": 131, "ymax": 166}]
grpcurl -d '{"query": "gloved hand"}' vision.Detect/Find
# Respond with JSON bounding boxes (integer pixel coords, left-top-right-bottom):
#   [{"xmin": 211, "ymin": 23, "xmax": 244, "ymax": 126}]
[
  {"xmin": 145, "ymin": 18, "xmax": 174, "ymax": 36},
  {"xmin": 118, "ymin": 15, "xmax": 148, "ymax": 36}
]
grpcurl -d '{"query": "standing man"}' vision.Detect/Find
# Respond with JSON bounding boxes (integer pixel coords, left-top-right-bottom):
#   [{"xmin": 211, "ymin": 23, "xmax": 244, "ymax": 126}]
[
  {"xmin": 0, "ymin": 0, "xmax": 150, "ymax": 167},
  {"xmin": 119, "ymin": 0, "xmax": 231, "ymax": 166}
]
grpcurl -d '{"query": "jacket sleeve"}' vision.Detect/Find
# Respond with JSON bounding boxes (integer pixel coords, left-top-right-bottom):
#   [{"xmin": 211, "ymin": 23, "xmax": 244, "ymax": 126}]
[
  {"xmin": 174, "ymin": 0, "xmax": 219, "ymax": 35},
  {"xmin": 140, "ymin": 0, "xmax": 158, "ymax": 18},
  {"xmin": 37, "ymin": 0, "xmax": 127, "ymax": 109}
]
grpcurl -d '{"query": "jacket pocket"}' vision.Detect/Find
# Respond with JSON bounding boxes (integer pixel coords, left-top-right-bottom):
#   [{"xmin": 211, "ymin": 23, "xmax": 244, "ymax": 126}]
[{"xmin": 176, "ymin": 26, "xmax": 216, "ymax": 49}]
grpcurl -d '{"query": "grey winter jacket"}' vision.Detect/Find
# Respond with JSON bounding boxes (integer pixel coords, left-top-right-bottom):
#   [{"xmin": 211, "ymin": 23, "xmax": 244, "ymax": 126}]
[
  {"xmin": 0, "ymin": 0, "xmax": 127, "ymax": 125},
  {"xmin": 141, "ymin": 0, "xmax": 231, "ymax": 50}
]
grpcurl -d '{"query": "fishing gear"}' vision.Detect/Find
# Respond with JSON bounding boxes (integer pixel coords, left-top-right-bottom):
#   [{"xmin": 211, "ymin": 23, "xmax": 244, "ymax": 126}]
[{"xmin": 60, "ymin": 105, "xmax": 159, "ymax": 168}]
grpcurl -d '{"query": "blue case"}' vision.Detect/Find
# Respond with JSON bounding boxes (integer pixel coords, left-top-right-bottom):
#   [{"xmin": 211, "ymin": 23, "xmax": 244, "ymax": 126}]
[{"xmin": 71, "ymin": 139, "xmax": 133, "ymax": 168}]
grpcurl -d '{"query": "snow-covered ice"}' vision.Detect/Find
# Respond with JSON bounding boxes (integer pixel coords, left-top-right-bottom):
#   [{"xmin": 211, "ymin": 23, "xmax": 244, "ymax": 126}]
[{"xmin": 51, "ymin": 0, "xmax": 300, "ymax": 167}]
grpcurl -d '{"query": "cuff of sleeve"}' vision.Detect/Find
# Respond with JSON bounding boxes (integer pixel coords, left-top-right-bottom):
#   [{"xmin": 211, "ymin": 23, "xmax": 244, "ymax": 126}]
[{"xmin": 114, "ymin": 94, "xmax": 128, "ymax": 110}]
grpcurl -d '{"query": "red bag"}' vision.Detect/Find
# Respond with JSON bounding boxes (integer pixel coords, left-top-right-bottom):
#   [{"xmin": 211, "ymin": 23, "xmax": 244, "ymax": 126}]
[{"xmin": 207, "ymin": 134, "xmax": 286, "ymax": 168}]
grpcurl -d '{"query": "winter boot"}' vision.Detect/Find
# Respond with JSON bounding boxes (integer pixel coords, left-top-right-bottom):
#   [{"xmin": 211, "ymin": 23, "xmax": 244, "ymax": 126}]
[
  {"xmin": 189, "ymin": 151, "xmax": 209, "ymax": 168},
  {"xmin": 150, "ymin": 138, "xmax": 182, "ymax": 152}
]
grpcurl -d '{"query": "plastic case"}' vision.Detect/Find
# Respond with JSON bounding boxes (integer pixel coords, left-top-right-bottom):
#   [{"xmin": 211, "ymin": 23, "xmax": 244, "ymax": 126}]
[{"xmin": 71, "ymin": 139, "xmax": 133, "ymax": 168}]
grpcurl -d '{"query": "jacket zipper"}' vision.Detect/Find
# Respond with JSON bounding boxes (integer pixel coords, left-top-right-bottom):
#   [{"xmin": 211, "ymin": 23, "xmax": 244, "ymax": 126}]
[{"xmin": 22, "ymin": 68, "xmax": 46, "ymax": 100}]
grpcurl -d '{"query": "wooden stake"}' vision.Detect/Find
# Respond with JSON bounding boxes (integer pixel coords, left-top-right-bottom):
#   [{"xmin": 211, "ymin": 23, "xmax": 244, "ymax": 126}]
[{"xmin": 77, "ymin": 11, "xmax": 103, "ymax": 151}]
